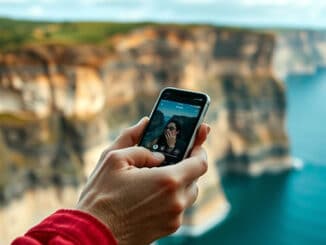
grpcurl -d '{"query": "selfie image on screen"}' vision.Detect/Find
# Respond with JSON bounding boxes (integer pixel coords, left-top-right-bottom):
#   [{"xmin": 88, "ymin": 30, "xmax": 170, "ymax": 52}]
[{"xmin": 140, "ymin": 99, "xmax": 201, "ymax": 165}]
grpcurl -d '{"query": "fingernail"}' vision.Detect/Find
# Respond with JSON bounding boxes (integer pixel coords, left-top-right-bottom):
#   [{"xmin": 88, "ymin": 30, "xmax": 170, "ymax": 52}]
[
  {"xmin": 207, "ymin": 126, "xmax": 211, "ymax": 135},
  {"xmin": 137, "ymin": 117, "xmax": 147, "ymax": 125},
  {"xmin": 153, "ymin": 152, "xmax": 165, "ymax": 161}
]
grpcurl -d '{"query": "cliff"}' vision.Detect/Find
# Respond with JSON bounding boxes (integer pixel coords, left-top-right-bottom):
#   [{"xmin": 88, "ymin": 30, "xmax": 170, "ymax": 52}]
[
  {"xmin": 273, "ymin": 30, "xmax": 326, "ymax": 78},
  {"xmin": 0, "ymin": 25, "xmax": 294, "ymax": 242}
]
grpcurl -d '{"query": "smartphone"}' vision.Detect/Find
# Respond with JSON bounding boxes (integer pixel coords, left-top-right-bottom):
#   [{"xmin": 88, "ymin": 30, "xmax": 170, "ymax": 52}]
[{"xmin": 138, "ymin": 87, "xmax": 210, "ymax": 166}]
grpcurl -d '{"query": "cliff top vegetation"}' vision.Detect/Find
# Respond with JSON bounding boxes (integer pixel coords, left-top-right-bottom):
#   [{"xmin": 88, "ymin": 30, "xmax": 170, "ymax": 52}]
[{"xmin": 0, "ymin": 17, "xmax": 255, "ymax": 52}]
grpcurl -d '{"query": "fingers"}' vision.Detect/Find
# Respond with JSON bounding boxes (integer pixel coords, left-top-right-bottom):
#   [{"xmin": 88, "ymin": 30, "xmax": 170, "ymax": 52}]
[
  {"xmin": 184, "ymin": 182, "xmax": 199, "ymax": 208},
  {"xmin": 179, "ymin": 147, "xmax": 207, "ymax": 184},
  {"xmin": 163, "ymin": 146, "xmax": 208, "ymax": 185},
  {"xmin": 193, "ymin": 123, "xmax": 210, "ymax": 147},
  {"xmin": 107, "ymin": 146, "xmax": 165, "ymax": 169},
  {"xmin": 110, "ymin": 117, "xmax": 149, "ymax": 151},
  {"xmin": 167, "ymin": 131, "xmax": 172, "ymax": 138}
]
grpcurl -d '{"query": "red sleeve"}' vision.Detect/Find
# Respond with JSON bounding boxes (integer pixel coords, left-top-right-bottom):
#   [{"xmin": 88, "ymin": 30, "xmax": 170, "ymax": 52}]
[{"xmin": 11, "ymin": 209, "xmax": 118, "ymax": 245}]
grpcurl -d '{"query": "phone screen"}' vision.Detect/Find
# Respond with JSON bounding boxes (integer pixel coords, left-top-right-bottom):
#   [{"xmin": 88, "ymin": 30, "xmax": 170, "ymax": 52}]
[{"xmin": 139, "ymin": 89, "xmax": 208, "ymax": 165}]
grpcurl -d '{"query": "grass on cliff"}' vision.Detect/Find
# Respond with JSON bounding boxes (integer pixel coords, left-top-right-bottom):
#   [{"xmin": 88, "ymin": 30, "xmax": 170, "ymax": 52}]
[
  {"xmin": 0, "ymin": 18, "xmax": 155, "ymax": 51},
  {"xmin": 0, "ymin": 17, "xmax": 257, "ymax": 52},
  {"xmin": 0, "ymin": 18, "xmax": 194, "ymax": 51}
]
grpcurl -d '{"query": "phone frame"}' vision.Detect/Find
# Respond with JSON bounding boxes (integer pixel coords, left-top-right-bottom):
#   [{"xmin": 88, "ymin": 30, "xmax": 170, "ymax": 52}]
[{"xmin": 138, "ymin": 87, "xmax": 210, "ymax": 165}]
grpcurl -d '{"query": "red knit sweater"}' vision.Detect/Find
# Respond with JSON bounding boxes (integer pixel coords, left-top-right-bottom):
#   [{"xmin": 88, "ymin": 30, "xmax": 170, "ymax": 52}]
[{"xmin": 12, "ymin": 209, "xmax": 118, "ymax": 245}]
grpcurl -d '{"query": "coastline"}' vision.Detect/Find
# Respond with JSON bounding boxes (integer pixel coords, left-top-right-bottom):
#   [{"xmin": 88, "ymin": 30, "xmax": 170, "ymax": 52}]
[{"xmin": 170, "ymin": 154, "xmax": 303, "ymax": 238}]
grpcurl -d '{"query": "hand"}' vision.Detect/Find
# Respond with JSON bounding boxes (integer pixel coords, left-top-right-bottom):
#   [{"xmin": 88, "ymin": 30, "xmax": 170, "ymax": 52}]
[
  {"xmin": 165, "ymin": 130, "xmax": 177, "ymax": 149},
  {"xmin": 77, "ymin": 118, "xmax": 210, "ymax": 245}
]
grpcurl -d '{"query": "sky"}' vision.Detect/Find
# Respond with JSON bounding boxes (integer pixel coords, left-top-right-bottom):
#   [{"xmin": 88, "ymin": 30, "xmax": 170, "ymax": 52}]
[{"xmin": 0, "ymin": 0, "xmax": 325, "ymax": 29}]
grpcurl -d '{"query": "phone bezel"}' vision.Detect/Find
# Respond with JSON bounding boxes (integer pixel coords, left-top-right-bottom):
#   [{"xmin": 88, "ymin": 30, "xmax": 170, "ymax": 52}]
[{"xmin": 138, "ymin": 87, "xmax": 210, "ymax": 165}]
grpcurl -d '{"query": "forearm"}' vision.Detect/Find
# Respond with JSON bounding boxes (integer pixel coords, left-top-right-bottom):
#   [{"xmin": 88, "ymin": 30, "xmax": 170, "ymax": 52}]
[{"xmin": 12, "ymin": 209, "xmax": 117, "ymax": 245}]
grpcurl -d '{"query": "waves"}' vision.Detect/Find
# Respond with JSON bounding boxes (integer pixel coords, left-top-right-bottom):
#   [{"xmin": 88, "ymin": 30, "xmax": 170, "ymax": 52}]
[{"xmin": 292, "ymin": 157, "xmax": 304, "ymax": 170}]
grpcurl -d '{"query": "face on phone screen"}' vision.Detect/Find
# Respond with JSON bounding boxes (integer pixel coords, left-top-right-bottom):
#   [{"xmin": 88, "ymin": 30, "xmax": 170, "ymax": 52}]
[{"xmin": 139, "ymin": 98, "xmax": 203, "ymax": 165}]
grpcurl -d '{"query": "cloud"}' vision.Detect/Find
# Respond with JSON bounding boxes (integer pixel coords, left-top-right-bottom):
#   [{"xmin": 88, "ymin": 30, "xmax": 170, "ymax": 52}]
[
  {"xmin": 27, "ymin": 5, "xmax": 45, "ymax": 17},
  {"xmin": 241, "ymin": 0, "xmax": 311, "ymax": 7},
  {"xmin": 176, "ymin": 0, "xmax": 218, "ymax": 4},
  {"xmin": 80, "ymin": 0, "xmax": 149, "ymax": 6},
  {"xmin": 0, "ymin": 0, "xmax": 27, "ymax": 3},
  {"xmin": 0, "ymin": 0, "xmax": 52, "ymax": 3}
]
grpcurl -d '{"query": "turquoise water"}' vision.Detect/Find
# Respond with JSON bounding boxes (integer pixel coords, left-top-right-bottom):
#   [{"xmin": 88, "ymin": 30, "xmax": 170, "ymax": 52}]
[
  {"xmin": 159, "ymin": 68, "xmax": 326, "ymax": 245},
  {"xmin": 286, "ymin": 68, "xmax": 326, "ymax": 163}
]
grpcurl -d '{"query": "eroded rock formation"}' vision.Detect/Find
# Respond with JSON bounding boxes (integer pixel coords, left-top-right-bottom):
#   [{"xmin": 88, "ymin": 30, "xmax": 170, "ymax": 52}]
[{"xmin": 0, "ymin": 25, "xmax": 303, "ymax": 242}]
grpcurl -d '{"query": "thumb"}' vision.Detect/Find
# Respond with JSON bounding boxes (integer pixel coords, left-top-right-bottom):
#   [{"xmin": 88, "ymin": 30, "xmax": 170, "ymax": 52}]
[
  {"xmin": 111, "ymin": 147, "xmax": 165, "ymax": 168},
  {"xmin": 98, "ymin": 117, "xmax": 149, "ymax": 164},
  {"xmin": 111, "ymin": 117, "xmax": 149, "ymax": 151}
]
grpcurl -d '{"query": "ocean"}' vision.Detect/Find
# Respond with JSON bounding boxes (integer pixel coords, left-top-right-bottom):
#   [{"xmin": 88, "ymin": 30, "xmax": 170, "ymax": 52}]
[{"xmin": 158, "ymin": 68, "xmax": 326, "ymax": 245}]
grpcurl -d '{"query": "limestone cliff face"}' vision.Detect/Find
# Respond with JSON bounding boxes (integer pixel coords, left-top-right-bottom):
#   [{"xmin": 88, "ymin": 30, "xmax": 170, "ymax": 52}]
[
  {"xmin": 273, "ymin": 30, "xmax": 326, "ymax": 78},
  {"xmin": 103, "ymin": 27, "xmax": 291, "ymax": 176},
  {"xmin": 0, "ymin": 26, "xmax": 293, "ymax": 242},
  {"xmin": 0, "ymin": 45, "xmax": 109, "ymax": 206}
]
